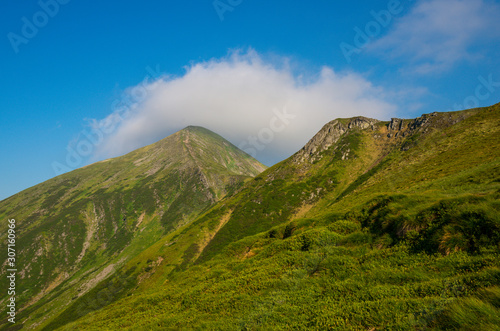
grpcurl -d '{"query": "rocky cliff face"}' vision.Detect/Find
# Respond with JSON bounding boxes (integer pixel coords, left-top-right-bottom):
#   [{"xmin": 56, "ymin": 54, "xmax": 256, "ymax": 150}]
[
  {"xmin": 293, "ymin": 116, "xmax": 379, "ymax": 163},
  {"xmin": 8, "ymin": 103, "xmax": 499, "ymax": 330},
  {"xmin": 294, "ymin": 109, "xmax": 478, "ymax": 163}
]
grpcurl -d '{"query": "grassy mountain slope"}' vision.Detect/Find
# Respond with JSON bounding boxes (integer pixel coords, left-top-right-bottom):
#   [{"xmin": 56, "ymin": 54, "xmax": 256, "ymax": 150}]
[
  {"xmin": 59, "ymin": 103, "xmax": 499, "ymax": 330},
  {"xmin": 0, "ymin": 126, "xmax": 266, "ymax": 330}
]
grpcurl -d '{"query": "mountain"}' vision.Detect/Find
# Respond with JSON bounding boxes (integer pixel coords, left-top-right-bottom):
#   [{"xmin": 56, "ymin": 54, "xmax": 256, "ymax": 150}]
[
  {"xmin": 51, "ymin": 103, "xmax": 499, "ymax": 330},
  {"xmin": 3, "ymin": 103, "xmax": 500, "ymax": 330},
  {"xmin": 0, "ymin": 126, "xmax": 266, "ymax": 330}
]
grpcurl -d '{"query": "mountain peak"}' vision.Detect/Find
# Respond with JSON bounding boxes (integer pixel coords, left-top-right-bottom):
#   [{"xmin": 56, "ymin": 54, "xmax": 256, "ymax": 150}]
[
  {"xmin": 2, "ymin": 104, "xmax": 499, "ymax": 330},
  {"xmin": 175, "ymin": 125, "xmax": 267, "ymax": 177},
  {"xmin": 0, "ymin": 125, "xmax": 266, "ymax": 326},
  {"xmin": 294, "ymin": 116, "xmax": 379, "ymax": 163},
  {"xmin": 293, "ymin": 107, "xmax": 483, "ymax": 164},
  {"xmin": 182, "ymin": 125, "xmax": 212, "ymax": 134},
  {"xmin": 128, "ymin": 125, "xmax": 266, "ymax": 178}
]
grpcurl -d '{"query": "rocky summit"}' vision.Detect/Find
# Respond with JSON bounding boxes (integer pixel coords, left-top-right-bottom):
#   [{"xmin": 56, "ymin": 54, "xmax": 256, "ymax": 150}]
[
  {"xmin": 1, "ymin": 103, "xmax": 499, "ymax": 330},
  {"xmin": 0, "ymin": 126, "xmax": 266, "ymax": 330}
]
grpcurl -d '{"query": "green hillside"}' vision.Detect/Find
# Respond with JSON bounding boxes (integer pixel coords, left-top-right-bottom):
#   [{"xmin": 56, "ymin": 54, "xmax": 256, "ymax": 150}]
[
  {"xmin": 57, "ymin": 103, "xmax": 499, "ymax": 330},
  {"xmin": 0, "ymin": 104, "xmax": 500, "ymax": 330},
  {"xmin": 0, "ymin": 126, "xmax": 266, "ymax": 330}
]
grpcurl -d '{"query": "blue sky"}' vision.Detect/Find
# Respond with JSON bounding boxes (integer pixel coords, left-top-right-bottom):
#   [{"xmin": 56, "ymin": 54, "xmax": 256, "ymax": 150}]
[{"xmin": 1, "ymin": 0, "xmax": 499, "ymax": 201}]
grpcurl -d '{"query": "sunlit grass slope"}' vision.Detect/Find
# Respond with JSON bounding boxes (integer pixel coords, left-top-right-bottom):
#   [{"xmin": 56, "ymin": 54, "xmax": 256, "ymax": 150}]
[
  {"xmin": 0, "ymin": 126, "xmax": 265, "ymax": 330},
  {"xmin": 62, "ymin": 103, "xmax": 500, "ymax": 330}
]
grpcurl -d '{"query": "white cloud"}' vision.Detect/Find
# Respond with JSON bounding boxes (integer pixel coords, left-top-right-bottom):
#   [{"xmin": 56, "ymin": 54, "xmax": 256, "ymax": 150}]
[
  {"xmin": 370, "ymin": 0, "xmax": 500, "ymax": 74},
  {"xmin": 90, "ymin": 50, "xmax": 396, "ymax": 165}
]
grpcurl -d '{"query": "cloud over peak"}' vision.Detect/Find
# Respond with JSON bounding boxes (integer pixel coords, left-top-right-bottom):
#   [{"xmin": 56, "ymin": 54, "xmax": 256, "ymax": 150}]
[{"xmin": 90, "ymin": 50, "xmax": 396, "ymax": 165}]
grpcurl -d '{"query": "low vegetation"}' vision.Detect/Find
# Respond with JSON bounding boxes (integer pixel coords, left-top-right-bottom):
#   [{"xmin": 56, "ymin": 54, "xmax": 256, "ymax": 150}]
[{"xmin": 2, "ymin": 103, "xmax": 499, "ymax": 330}]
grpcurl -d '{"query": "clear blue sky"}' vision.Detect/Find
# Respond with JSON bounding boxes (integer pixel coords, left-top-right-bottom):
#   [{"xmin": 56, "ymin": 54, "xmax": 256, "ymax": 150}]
[{"xmin": 1, "ymin": 0, "xmax": 499, "ymax": 201}]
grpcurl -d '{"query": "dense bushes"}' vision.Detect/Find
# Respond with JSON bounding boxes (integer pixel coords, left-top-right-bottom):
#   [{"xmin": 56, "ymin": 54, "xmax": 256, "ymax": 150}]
[
  {"xmin": 428, "ymin": 287, "xmax": 500, "ymax": 330},
  {"xmin": 63, "ymin": 217, "xmax": 500, "ymax": 330},
  {"xmin": 356, "ymin": 193, "xmax": 500, "ymax": 255}
]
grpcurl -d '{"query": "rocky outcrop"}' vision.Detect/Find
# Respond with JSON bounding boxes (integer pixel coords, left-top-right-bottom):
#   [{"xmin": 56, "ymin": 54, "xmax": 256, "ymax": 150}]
[
  {"xmin": 294, "ymin": 116, "xmax": 379, "ymax": 163},
  {"xmin": 387, "ymin": 111, "xmax": 473, "ymax": 150},
  {"xmin": 294, "ymin": 109, "xmax": 478, "ymax": 163}
]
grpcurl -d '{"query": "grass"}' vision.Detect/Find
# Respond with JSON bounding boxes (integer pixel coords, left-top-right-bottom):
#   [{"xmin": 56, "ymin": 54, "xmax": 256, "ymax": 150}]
[
  {"xmin": 1, "ymin": 103, "xmax": 499, "ymax": 330},
  {"xmin": 0, "ymin": 126, "xmax": 266, "ymax": 330},
  {"xmin": 59, "ymin": 222, "xmax": 500, "ymax": 330},
  {"xmin": 52, "ymin": 103, "xmax": 500, "ymax": 330}
]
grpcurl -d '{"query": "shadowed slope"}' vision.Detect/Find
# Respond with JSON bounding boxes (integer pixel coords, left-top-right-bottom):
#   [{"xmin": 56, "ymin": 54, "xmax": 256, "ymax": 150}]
[
  {"xmin": 0, "ymin": 126, "xmax": 265, "ymax": 330},
  {"xmin": 60, "ymin": 103, "xmax": 500, "ymax": 330}
]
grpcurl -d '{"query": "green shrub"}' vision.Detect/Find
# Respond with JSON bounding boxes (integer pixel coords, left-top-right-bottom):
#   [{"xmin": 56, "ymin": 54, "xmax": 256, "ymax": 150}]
[
  {"xmin": 328, "ymin": 220, "xmax": 361, "ymax": 235},
  {"xmin": 429, "ymin": 288, "xmax": 500, "ymax": 330},
  {"xmin": 341, "ymin": 231, "xmax": 373, "ymax": 246},
  {"xmin": 283, "ymin": 223, "xmax": 296, "ymax": 239}
]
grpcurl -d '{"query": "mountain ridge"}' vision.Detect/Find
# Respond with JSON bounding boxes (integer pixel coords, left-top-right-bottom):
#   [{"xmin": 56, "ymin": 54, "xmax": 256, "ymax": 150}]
[
  {"xmin": 1, "ymin": 103, "xmax": 499, "ymax": 330},
  {"xmin": 0, "ymin": 125, "xmax": 266, "ymax": 330},
  {"xmin": 52, "ymin": 102, "xmax": 499, "ymax": 330}
]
